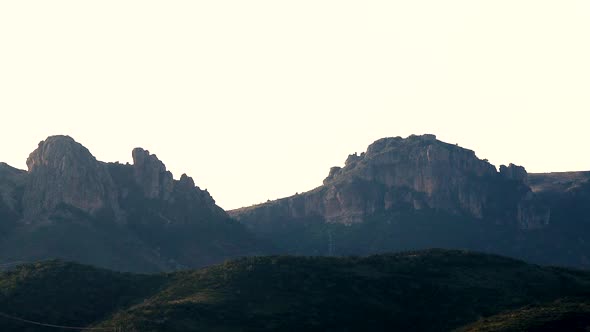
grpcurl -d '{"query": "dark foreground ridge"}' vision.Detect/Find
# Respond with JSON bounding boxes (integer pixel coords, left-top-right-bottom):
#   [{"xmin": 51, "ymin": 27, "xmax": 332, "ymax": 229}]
[{"xmin": 1, "ymin": 250, "xmax": 589, "ymax": 332}]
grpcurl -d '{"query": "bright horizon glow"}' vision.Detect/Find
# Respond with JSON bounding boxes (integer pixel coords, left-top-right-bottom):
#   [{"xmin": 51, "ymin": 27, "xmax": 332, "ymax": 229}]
[{"xmin": 1, "ymin": 1, "xmax": 589, "ymax": 210}]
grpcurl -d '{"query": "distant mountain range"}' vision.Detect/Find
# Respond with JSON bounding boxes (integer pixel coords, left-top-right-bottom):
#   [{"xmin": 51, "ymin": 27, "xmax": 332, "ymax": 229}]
[
  {"xmin": 1, "ymin": 250, "xmax": 589, "ymax": 332},
  {"xmin": 1, "ymin": 134, "xmax": 589, "ymax": 271}
]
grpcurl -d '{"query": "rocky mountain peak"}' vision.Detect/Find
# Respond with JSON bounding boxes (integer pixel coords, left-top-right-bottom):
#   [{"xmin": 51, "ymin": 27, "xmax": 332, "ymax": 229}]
[
  {"xmin": 234, "ymin": 134, "xmax": 541, "ymax": 227},
  {"xmin": 0, "ymin": 136, "xmax": 265, "ymax": 271},
  {"xmin": 22, "ymin": 136, "xmax": 120, "ymax": 220},
  {"xmin": 178, "ymin": 173, "xmax": 196, "ymax": 191},
  {"xmin": 325, "ymin": 134, "xmax": 497, "ymax": 187},
  {"xmin": 131, "ymin": 148, "xmax": 174, "ymax": 200},
  {"xmin": 26, "ymin": 135, "xmax": 93, "ymax": 172}
]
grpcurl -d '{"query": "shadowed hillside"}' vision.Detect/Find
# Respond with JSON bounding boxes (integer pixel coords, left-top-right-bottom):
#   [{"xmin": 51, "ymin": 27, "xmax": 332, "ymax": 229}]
[{"xmin": 1, "ymin": 250, "xmax": 589, "ymax": 332}]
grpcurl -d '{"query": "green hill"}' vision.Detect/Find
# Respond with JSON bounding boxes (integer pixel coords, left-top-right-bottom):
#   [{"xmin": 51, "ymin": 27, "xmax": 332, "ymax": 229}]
[
  {"xmin": 1, "ymin": 250, "xmax": 589, "ymax": 332},
  {"xmin": 0, "ymin": 260, "xmax": 165, "ymax": 331}
]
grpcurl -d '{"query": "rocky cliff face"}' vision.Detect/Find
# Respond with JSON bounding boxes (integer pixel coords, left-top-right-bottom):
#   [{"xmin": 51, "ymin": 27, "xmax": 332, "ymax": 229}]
[
  {"xmin": 500, "ymin": 163, "xmax": 529, "ymax": 184},
  {"xmin": 2, "ymin": 133, "xmax": 587, "ymax": 270},
  {"xmin": 0, "ymin": 135, "xmax": 265, "ymax": 272},
  {"xmin": 22, "ymin": 136, "xmax": 120, "ymax": 221},
  {"xmin": 131, "ymin": 148, "xmax": 174, "ymax": 200},
  {"xmin": 231, "ymin": 134, "xmax": 548, "ymax": 228},
  {"xmin": 8, "ymin": 136, "xmax": 225, "ymax": 224},
  {"xmin": 226, "ymin": 134, "xmax": 590, "ymax": 267},
  {"xmin": 110, "ymin": 148, "xmax": 226, "ymax": 222}
]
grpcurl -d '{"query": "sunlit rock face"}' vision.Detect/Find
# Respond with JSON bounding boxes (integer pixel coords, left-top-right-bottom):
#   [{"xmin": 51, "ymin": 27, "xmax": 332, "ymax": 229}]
[
  {"xmin": 13, "ymin": 136, "xmax": 224, "ymax": 225},
  {"xmin": 326, "ymin": 134, "xmax": 498, "ymax": 220},
  {"xmin": 131, "ymin": 148, "xmax": 174, "ymax": 200},
  {"xmin": 231, "ymin": 134, "xmax": 547, "ymax": 228},
  {"xmin": 22, "ymin": 135, "xmax": 120, "ymax": 221},
  {"xmin": 0, "ymin": 135, "xmax": 265, "ymax": 272}
]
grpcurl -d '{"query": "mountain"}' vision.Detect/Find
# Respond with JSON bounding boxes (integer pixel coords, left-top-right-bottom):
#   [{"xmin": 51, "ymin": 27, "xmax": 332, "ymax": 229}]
[
  {"xmin": 1, "ymin": 250, "xmax": 589, "ymax": 332},
  {"xmin": 2, "ymin": 134, "xmax": 589, "ymax": 271},
  {"xmin": 0, "ymin": 136, "xmax": 268, "ymax": 272},
  {"xmin": 230, "ymin": 134, "xmax": 590, "ymax": 268}
]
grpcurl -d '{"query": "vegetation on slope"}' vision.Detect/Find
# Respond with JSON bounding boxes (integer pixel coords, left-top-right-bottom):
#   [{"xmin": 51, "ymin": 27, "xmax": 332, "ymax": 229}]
[
  {"xmin": 0, "ymin": 261, "xmax": 165, "ymax": 331},
  {"xmin": 100, "ymin": 250, "xmax": 590, "ymax": 332},
  {"xmin": 456, "ymin": 299, "xmax": 590, "ymax": 332},
  {"xmin": 1, "ymin": 250, "xmax": 589, "ymax": 332}
]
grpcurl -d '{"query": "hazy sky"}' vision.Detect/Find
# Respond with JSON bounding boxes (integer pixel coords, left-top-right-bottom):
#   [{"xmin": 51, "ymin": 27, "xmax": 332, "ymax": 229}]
[{"xmin": 1, "ymin": 1, "xmax": 589, "ymax": 209}]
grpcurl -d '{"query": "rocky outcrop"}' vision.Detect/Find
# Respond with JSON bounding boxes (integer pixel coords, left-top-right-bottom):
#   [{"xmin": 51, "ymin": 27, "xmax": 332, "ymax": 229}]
[
  {"xmin": 1, "ymin": 133, "xmax": 589, "ymax": 270},
  {"xmin": 231, "ymin": 134, "xmax": 546, "ymax": 228},
  {"xmin": 16, "ymin": 137, "xmax": 225, "ymax": 224},
  {"xmin": 169, "ymin": 173, "xmax": 226, "ymax": 219},
  {"xmin": 323, "ymin": 167, "xmax": 342, "ymax": 185},
  {"xmin": 22, "ymin": 136, "xmax": 120, "ymax": 221},
  {"xmin": 131, "ymin": 148, "xmax": 174, "ymax": 200},
  {"xmin": 177, "ymin": 173, "xmax": 196, "ymax": 191},
  {"xmin": 500, "ymin": 164, "xmax": 528, "ymax": 184},
  {"xmin": 0, "ymin": 135, "xmax": 265, "ymax": 272}
]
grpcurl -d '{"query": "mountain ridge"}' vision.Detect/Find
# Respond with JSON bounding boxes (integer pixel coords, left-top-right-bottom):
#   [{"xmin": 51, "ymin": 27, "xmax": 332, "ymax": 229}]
[
  {"xmin": 229, "ymin": 134, "xmax": 590, "ymax": 268},
  {"xmin": 230, "ymin": 134, "xmax": 547, "ymax": 227},
  {"xmin": 1, "ymin": 134, "xmax": 589, "ymax": 271},
  {"xmin": 0, "ymin": 135, "xmax": 268, "ymax": 272}
]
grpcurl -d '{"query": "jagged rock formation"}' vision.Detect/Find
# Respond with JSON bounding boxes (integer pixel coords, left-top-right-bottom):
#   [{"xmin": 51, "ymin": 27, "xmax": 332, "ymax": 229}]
[
  {"xmin": 230, "ymin": 134, "xmax": 588, "ymax": 268},
  {"xmin": 131, "ymin": 148, "xmax": 174, "ymax": 200},
  {"xmin": 1, "ymin": 134, "xmax": 589, "ymax": 270},
  {"xmin": 22, "ymin": 136, "xmax": 120, "ymax": 221},
  {"xmin": 0, "ymin": 136, "xmax": 266, "ymax": 272},
  {"xmin": 232, "ymin": 134, "xmax": 545, "ymax": 227},
  {"xmin": 499, "ymin": 163, "xmax": 529, "ymax": 184}
]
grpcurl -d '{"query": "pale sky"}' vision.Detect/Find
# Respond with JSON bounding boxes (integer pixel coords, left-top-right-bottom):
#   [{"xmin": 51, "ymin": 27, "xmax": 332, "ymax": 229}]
[{"xmin": 1, "ymin": 1, "xmax": 589, "ymax": 210}]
